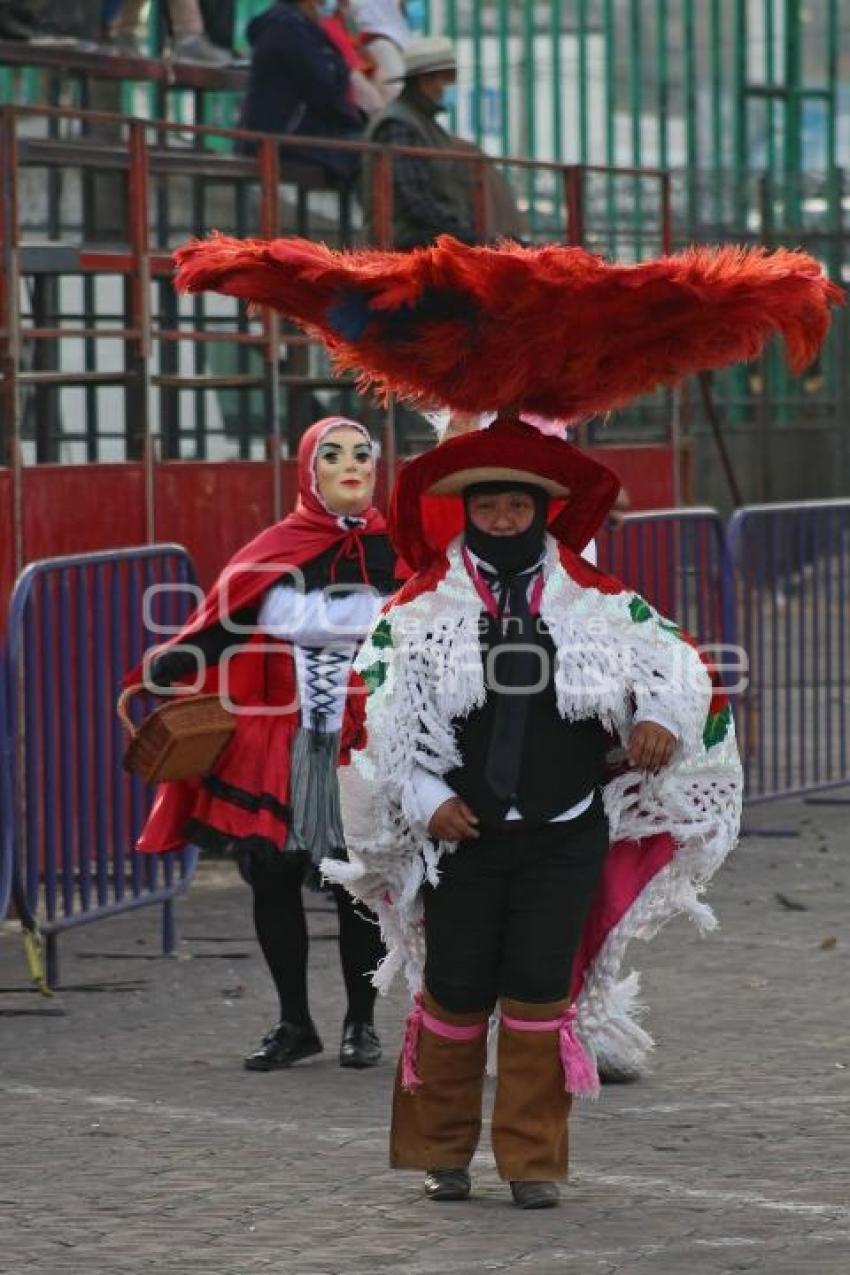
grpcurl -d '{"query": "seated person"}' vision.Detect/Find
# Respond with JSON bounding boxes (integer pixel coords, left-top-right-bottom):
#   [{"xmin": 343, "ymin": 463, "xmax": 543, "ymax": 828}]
[
  {"xmin": 240, "ymin": 0, "xmax": 365, "ymax": 184},
  {"xmin": 364, "ymin": 35, "xmax": 474, "ymax": 248},
  {"xmin": 363, "ymin": 36, "xmax": 525, "ymax": 248}
]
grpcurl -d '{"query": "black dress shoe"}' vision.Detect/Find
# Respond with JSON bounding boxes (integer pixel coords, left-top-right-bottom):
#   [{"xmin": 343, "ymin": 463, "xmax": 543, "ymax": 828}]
[
  {"xmin": 510, "ymin": 1180, "xmax": 560, "ymax": 1209},
  {"xmin": 244, "ymin": 1021, "xmax": 323, "ymax": 1071},
  {"xmin": 339, "ymin": 1021, "xmax": 382, "ymax": 1069},
  {"xmin": 423, "ymin": 1169, "xmax": 471, "ymax": 1201}
]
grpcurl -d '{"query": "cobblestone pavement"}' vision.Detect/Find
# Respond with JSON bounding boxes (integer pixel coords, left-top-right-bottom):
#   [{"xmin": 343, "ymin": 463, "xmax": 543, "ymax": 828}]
[{"xmin": 1, "ymin": 796, "xmax": 848, "ymax": 1274}]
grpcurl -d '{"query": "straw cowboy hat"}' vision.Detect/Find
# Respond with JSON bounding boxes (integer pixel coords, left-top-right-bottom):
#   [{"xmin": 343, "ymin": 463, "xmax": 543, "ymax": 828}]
[
  {"xmin": 387, "ymin": 416, "xmax": 622, "ymax": 571},
  {"xmin": 395, "ymin": 35, "xmax": 457, "ymax": 79}
]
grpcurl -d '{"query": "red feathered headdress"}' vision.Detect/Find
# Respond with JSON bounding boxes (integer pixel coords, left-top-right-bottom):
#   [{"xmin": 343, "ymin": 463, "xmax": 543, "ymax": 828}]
[{"xmin": 173, "ymin": 234, "xmax": 843, "ymax": 421}]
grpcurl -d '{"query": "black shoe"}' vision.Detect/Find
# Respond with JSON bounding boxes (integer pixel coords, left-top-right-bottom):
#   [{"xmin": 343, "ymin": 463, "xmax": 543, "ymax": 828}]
[
  {"xmin": 424, "ymin": 1169, "xmax": 471, "ymax": 1201},
  {"xmin": 339, "ymin": 1021, "xmax": 382, "ymax": 1069},
  {"xmin": 244, "ymin": 1021, "xmax": 323, "ymax": 1071},
  {"xmin": 510, "ymin": 1180, "xmax": 560, "ymax": 1209}
]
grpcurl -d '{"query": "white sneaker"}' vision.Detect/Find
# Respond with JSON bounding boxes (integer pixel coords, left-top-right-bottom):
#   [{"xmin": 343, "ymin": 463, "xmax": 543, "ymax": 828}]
[{"xmin": 171, "ymin": 33, "xmax": 231, "ymax": 66}]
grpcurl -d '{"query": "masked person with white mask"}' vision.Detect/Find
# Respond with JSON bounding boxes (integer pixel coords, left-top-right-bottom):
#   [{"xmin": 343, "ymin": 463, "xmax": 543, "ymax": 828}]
[{"xmin": 127, "ymin": 419, "xmax": 405, "ymax": 1072}]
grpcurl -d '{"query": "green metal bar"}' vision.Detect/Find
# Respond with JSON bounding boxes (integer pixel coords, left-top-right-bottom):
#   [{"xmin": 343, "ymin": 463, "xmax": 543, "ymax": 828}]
[
  {"xmin": 764, "ymin": 0, "xmax": 776, "ymax": 177},
  {"xmin": 831, "ymin": 173, "xmax": 847, "ymax": 489},
  {"xmin": 522, "ymin": 0, "xmax": 537, "ymax": 232},
  {"xmin": 551, "ymin": 0, "xmax": 563, "ymax": 160},
  {"xmin": 826, "ymin": 0, "xmax": 838, "ymax": 173},
  {"xmin": 470, "ymin": 0, "xmax": 483, "ymax": 147},
  {"xmin": 628, "ymin": 0, "xmax": 642, "ymax": 169},
  {"xmin": 497, "ymin": 0, "xmax": 510, "ymax": 157},
  {"xmin": 148, "ymin": 0, "xmax": 163, "ymax": 122},
  {"xmin": 783, "ymin": 0, "xmax": 802, "ymax": 218},
  {"xmin": 551, "ymin": 0, "xmax": 564, "ymax": 231},
  {"xmin": 628, "ymin": 0, "xmax": 643, "ymax": 257},
  {"xmin": 655, "ymin": 0, "xmax": 669, "ymax": 172},
  {"xmin": 576, "ymin": 0, "xmax": 588, "ymax": 166},
  {"xmin": 780, "ymin": 0, "xmax": 801, "ymax": 424},
  {"xmin": 603, "ymin": 0, "xmax": 616, "ymax": 256},
  {"xmin": 732, "ymin": 0, "xmax": 749, "ymax": 229},
  {"xmin": 683, "ymin": 0, "xmax": 698, "ymax": 234},
  {"xmin": 445, "ymin": 0, "xmax": 459, "ymax": 134},
  {"xmin": 709, "ymin": 0, "xmax": 723, "ymax": 227},
  {"xmin": 758, "ymin": 1, "xmax": 785, "ymax": 421},
  {"xmin": 823, "ymin": 164, "xmax": 841, "ymax": 404}
]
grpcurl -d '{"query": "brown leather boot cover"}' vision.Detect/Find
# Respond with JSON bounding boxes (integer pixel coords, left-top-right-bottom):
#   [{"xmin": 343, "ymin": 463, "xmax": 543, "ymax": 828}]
[
  {"xmin": 390, "ymin": 991, "xmax": 489, "ymax": 1170},
  {"xmin": 491, "ymin": 997, "xmax": 572, "ymax": 1182}
]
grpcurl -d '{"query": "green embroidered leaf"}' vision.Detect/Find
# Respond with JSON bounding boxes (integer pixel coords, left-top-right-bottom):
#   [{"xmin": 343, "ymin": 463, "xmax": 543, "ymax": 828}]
[
  {"xmin": 628, "ymin": 595, "xmax": 653, "ymax": 623},
  {"xmin": 658, "ymin": 618, "xmax": 684, "ymax": 639},
  {"xmin": 703, "ymin": 703, "xmax": 732, "ymax": 750},
  {"xmin": 371, "ymin": 618, "xmax": 394, "ymax": 650},
  {"xmin": 360, "ymin": 660, "xmax": 387, "ymax": 695}
]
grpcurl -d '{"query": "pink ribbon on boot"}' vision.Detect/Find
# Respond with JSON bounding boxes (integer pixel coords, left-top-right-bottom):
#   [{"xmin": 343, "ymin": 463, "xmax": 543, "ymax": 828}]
[
  {"xmin": 400, "ymin": 993, "xmax": 425, "ymax": 1091},
  {"xmin": 400, "ymin": 993, "xmax": 489, "ymax": 1093},
  {"xmin": 501, "ymin": 1005, "xmax": 600, "ymax": 1099}
]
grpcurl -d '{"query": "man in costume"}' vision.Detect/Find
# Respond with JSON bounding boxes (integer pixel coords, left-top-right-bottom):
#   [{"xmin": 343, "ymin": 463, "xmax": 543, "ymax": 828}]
[
  {"xmin": 127, "ymin": 417, "xmax": 402, "ymax": 1072},
  {"xmin": 170, "ymin": 229, "xmax": 840, "ymax": 1201},
  {"xmin": 324, "ymin": 416, "xmax": 741, "ymax": 1206}
]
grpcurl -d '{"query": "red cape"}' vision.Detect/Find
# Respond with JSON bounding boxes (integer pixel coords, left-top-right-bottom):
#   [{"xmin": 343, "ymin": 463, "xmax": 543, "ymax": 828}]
[{"xmin": 129, "ymin": 417, "xmax": 390, "ymax": 853}]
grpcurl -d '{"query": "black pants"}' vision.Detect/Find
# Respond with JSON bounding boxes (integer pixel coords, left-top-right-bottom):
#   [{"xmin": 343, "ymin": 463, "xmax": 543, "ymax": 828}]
[
  {"xmin": 423, "ymin": 794, "xmax": 609, "ymax": 1013},
  {"xmin": 245, "ymin": 847, "xmax": 384, "ymax": 1029}
]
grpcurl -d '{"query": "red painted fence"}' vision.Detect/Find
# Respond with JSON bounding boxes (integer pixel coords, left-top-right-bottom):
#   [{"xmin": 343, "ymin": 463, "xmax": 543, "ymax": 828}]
[{"xmin": 0, "ymin": 445, "xmax": 677, "ymax": 626}]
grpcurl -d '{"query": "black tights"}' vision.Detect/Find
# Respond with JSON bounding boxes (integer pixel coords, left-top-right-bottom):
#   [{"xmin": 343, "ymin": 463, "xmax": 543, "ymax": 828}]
[{"xmin": 248, "ymin": 850, "xmax": 383, "ymax": 1028}]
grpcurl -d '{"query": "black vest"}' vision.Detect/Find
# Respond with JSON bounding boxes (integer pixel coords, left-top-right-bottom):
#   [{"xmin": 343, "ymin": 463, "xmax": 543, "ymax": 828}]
[{"xmin": 445, "ymin": 614, "xmax": 609, "ymax": 830}]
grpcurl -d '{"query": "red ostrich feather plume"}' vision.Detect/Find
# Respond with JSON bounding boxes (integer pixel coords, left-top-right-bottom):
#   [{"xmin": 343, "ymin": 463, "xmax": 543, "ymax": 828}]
[{"xmin": 173, "ymin": 234, "xmax": 843, "ymax": 420}]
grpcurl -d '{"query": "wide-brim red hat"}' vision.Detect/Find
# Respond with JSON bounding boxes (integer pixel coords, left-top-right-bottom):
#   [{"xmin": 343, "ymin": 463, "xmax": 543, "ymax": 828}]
[
  {"xmin": 390, "ymin": 417, "xmax": 620, "ymax": 571},
  {"xmin": 173, "ymin": 235, "xmax": 843, "ymax": 422}
]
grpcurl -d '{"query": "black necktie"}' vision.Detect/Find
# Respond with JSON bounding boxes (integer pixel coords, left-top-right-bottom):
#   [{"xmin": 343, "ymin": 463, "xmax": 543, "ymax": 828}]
[{"xmin": 480, "ymin": 567, "xmax": 539, "ymax": 802}]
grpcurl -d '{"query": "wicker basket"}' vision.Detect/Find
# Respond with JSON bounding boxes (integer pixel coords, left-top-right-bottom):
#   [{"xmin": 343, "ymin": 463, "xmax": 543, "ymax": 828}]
[{"xmin": 118, "ymin": 685, "xmax": 236, "ymax": 784}]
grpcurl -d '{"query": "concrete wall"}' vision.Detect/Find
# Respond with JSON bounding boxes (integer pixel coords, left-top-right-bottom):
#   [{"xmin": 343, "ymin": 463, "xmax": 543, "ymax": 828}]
[{"xmin": 691, "ymin": 424, "xmax": 849, "ymax": 517}]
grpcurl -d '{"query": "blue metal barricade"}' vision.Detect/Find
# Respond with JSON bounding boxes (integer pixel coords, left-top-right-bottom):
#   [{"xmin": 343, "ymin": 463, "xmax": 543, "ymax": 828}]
[
  {"xmin": 596, "ymin": 508, "xmax": 734, "ymax": 647},
  {"xmin": 0, "ymin": 643, "xmax": 12, "ymax": 923},
  {"xmin": 4, "ymin": 545, "xmax": 202, "ymax": 985},
  {"xmin": 727, "ymin": 500, "xmax": 850, "ymax": 805}
]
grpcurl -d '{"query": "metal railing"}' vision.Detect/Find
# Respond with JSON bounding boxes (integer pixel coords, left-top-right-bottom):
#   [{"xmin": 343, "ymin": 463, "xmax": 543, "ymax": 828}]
[
  {"xmin": 3, "ymin": 10, "xmax": 848, "ymax": 495},
  {"xmin": 596, "ymin": 508, "xmax": 733, "ymax": 649},
  {"xmin": 2, "ymin": 501, "xmax": 849, "ymax": 976},
  {"xmin": 599, "ymin": 501, "xmax": 850, "ymax": 806},
  {"xmin": 727, "ymin": 499, "xmax": 850, "ymax": 805},
  {"xmin": 0, "ymin": 102, "xmax": 674, "ymax": 564},
  {"xmin": 3, "ymin": 544, "xmax": 200, "ymax": 986},
  {"xmin": 0, "ymin": 644, "xmax": 12, "ymax": 924}
]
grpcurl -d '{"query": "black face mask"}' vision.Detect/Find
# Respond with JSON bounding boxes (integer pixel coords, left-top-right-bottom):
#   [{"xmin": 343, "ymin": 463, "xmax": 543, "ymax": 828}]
[{"xmin": 463, "ymin": 481, "xmax": 550, "ymax": 576}]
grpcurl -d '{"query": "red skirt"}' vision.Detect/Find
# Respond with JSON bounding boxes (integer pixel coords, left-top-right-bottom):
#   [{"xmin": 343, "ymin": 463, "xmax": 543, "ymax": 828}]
[{"xmin": 137, "ymin": 645, "xmax": 300, "ymax": 855}]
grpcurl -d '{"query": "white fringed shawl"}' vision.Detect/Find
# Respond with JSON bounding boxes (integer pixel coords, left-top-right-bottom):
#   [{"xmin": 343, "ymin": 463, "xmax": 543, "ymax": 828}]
[{"xmin": 324, "ymin": 535, "xmax": 742, "ymax": 1072}]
